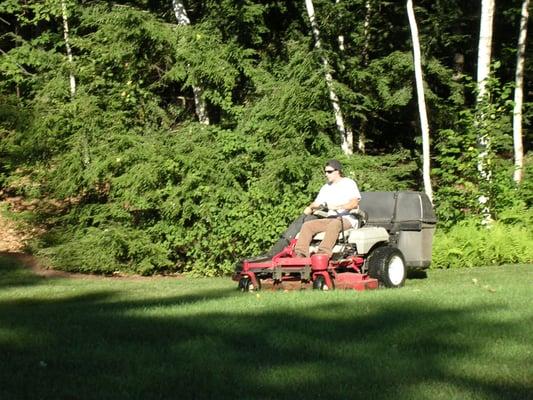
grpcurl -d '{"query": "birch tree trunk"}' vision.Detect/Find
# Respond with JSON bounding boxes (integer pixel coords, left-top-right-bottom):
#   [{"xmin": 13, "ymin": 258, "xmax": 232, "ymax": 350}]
[
  {"xmin": 477, "ymin": 0, "xmax": 495, "ymax": 102},
  {"xmin": 358, "ymin": 0, "xmax": 373, "ymax": 153},
  {"xmin": 334, "ymin": 0, "xmax": 354, "ymax": 151},
  {"xmin": 335, "ymin": 0, "xmax": 345, "ymax": 51},
  {"xmin": 61, "ymin": 0, "xmax": 91, "ymax": 166},
  {"xmin": 406, "ymin": 0, "xmax": 433, "ymax": 203},
  {"xmin": 513, "ymin": 0, "xmax": 529, "ymax": 184},
  {"xmin": 172, "ymin": 0, "xmax": 210, "ymax": 125},
  {"xmin": 476, "ymin": 0, "xmax": 495, "ymax": 224},
  {"xmin": 61, "ymin": 0, "xmax": 76, "ymax": 97},
  {"xmin": 305, "ymin": 0, "xmax": 352, "ymax": 155}
]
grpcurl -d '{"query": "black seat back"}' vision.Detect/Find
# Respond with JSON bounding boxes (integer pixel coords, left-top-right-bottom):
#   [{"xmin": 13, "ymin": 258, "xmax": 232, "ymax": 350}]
[{"xmin": 359, "ymin": 191, "xmax": 436, "ymax": 233}]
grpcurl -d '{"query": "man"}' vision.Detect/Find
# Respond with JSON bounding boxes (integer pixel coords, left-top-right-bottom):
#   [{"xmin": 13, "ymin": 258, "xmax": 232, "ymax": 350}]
[{"xmin": 294, "ymin": 159, "xmax": 361, "ymax": 258}]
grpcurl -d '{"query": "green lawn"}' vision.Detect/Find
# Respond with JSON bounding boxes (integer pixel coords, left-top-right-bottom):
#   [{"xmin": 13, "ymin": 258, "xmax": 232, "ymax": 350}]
[{"xmin": 0, "ymin": 256, "xmax": 531, "ymax": 400}]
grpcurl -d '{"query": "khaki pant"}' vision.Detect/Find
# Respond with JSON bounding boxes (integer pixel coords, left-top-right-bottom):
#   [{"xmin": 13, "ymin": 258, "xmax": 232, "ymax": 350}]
[{"xmin": 294, "ymin": 217, "xmax": 352, "ymax": 257}]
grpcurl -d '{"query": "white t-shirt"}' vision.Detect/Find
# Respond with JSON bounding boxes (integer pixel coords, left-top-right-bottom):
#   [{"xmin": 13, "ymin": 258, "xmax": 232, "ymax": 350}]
[{"xmin": 314, "ymin": 177, "xmax": 361, "ymax": 227}]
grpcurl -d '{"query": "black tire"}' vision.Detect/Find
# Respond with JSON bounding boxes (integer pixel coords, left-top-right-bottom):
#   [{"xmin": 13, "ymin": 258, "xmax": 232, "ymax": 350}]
[
  {"xmin": 238, "ymin": 276, "xmax": 260, "ymax": 292},
  {"xmin": 312, "ymin": 275, "xmax": 332, "ymax": 291},
  {"xmin": 367, "ymin": 246, "xmax": 406, "ymax": 288}
]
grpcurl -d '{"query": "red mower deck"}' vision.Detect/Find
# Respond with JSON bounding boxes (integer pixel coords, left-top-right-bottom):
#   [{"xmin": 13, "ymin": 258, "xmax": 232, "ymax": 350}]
[{"xmin": 233, "ymin": 239, "xmax": 379, "ymax": 291}]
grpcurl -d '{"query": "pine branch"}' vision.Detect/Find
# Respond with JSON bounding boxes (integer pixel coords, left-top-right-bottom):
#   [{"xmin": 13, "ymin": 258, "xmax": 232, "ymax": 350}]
[{"xmin": 0, "ymin": 47, "xmax": 34, "ymax": 76}]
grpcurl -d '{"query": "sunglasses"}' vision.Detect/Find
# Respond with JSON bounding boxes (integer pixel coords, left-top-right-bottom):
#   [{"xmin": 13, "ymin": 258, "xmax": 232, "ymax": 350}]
[{"xmin": 324, "ymin": 169, "xmax": 337, "ymax": 174}]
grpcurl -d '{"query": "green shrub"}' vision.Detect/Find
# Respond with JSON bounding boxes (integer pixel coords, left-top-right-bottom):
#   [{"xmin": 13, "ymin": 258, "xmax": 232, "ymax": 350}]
[
  {"xmin": 26, "ymin": 123, "xmax": 416, "ymax": 276},
  {"xmin": 35, "ymin": 225, "xmax": 172, "ymax": 275},
  {"xmin": 432, "ymin": 207, "xmax": 533, "ymax": 269}
]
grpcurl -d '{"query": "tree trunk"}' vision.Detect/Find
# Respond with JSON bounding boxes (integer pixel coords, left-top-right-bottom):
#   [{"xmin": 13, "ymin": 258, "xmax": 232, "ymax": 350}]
[
  {"xmin": 172, "ymin": 0, "xmax": 210, "ymax": 125},
  {"xmin": 61, "ymin": 0, "xmax": 76, "ymax": 97},
  {"xmin": 513, "ymin": 0, "xmax": 529, "ymax": 184},
  {"xmin": 335, "ymin": 0, "xmax": 345, "ymax": 51},
  {"xmin": 453, "ymin": 52, "xmax": 465, "ymax": 80},
  {"xmin": 358, "ymin": 0, "xmax": 373, "ymax": 153},
  {"xmin": 406, "ymin": 0, "xmax": 433, "ymax": 203},
  {"xmin": 334, "ymin": 0, "xmax": 354, "ymax": 150},
  {"xmin": 61, "ymin": 0, "xmax": 90, "ymax": 166},
  {"xmin": 477, "ymin": 0, "xmax": 495, "ymax": 102},
  {"xmin": 476, "ymin": 0, "xmax": 495, "ymax": 224},
  {"xmin": 305, "ymin": 0, "xmax": 352, "ymax": 155}
]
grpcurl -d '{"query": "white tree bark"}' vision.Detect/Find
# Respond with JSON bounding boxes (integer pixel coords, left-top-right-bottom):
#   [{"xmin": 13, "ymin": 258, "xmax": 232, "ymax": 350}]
[
  {"xmin": 476, "ymin": 0, "xmax": 495, "ymax": 224},
  {"xmin": 335, "ymin": 0, "xmax": 345, "ymax": 51},
  {"xmin": 61, "ymin": 0, "xmax": 76, "ymax": 97},
  {"xmin": 477, "ymin": 0, "xmax": 495, "ymax": 102},
  {"xmin": 406, "ymin": 0, "xmax": 433, "ymax": 203},
  {"xmin": 61, "ymin": 0, "xmax": 91, "ymax": 166},
  {"xmin": 172, "ymin": 0, "xmax": 210, "ymax": 125},
  {"xmin": 334, "ymin": 0, "xmax": 354, "ymax": 151},
  {"xmin": 361, "ymin": 0, "xmax": 372, "ymax": 66},
  {"xmin": 305, "ymin": 0, "xmax": 352, "ymax": 155},
  {"xmin": 513, "ymin": 0, "xmax": 529, "ymax": 184},
  {"xmin": 358, "ymin": 0, "xmax": 373, "ymax": 153}
]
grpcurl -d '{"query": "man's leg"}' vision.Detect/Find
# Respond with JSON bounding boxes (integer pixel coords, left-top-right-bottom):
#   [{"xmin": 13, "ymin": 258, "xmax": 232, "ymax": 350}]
[
  {"xmin": 317, "ymin": 217, "xmax": 352, "ymax": 257},
  {"xmin": 294, "ymin": 219, "xmax": 332, "ymax": 257},
  {"xmin": 266, "ymin": 214, "xmax": 318, "ymax": 257}
]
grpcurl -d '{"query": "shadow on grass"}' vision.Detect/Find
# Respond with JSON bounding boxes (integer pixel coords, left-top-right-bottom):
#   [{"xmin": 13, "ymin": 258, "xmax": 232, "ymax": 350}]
[
  {"xmin": 0, "ymin": 265, "xmax": 530, "ymax": 400},
  {"xmin": 0, "ymin": 253, "xmax": 46, "ymax": 288},
  {"xmin": 407, "ymin": 268, "xmax": 428, "ymax": 280}
]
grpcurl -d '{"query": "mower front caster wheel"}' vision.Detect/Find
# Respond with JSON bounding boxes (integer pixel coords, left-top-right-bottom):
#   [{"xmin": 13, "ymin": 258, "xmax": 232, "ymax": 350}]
[{"xmin": 238, "ymin": 277, "xmax": 261, "ymax": 292}]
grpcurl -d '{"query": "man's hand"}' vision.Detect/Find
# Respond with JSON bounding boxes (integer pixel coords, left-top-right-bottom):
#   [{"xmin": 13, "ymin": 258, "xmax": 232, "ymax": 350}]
[{"xmin": 305, "ymin": 202, "xmax": 326, "ymax": 215}]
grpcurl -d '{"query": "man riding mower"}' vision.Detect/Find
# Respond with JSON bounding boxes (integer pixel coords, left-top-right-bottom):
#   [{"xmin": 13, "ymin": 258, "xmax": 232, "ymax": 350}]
[{"xmin": 233, "ymin": 161, "xmax": 437, "ymax": 291}]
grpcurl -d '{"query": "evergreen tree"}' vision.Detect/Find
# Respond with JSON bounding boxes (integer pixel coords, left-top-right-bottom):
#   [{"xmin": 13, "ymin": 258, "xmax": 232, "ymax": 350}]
[{"xmin": 0, "ymin": 0, "xmax": 530, "ymax": 274}]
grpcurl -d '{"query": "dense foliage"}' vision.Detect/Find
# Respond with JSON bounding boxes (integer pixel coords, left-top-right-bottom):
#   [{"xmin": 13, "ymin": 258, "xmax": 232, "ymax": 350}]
[{"xmin": 1, "ymin": 0, "xmax": 531, "ymax": 274}]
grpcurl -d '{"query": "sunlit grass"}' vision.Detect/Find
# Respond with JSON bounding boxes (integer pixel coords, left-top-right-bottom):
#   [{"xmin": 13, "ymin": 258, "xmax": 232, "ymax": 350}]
[{"xmin": 0, "ymin": 256, "xmax": 531, "ymax": 400}]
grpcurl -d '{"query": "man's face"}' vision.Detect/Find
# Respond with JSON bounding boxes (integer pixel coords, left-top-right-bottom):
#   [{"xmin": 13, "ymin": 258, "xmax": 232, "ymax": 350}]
[{"xmin": 324, "ymin": 167, "xmax": 339, "ymax": 183}]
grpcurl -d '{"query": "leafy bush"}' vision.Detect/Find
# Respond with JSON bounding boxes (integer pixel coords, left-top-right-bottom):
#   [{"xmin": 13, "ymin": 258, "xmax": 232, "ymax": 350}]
[
  {"xmin": 25, "ymin": 120, "xmax": 416, "ymax": 275},
  {"xmin": 432, "ymin": 206, "xmax": 533, "ymax": 269},
  {"xmin": 36, "ymin": 225, "xmax": 172, "ymax": 275}
]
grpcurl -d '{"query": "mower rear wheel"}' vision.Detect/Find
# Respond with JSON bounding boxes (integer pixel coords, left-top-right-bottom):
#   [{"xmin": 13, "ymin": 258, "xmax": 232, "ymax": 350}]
[
  {"xmin": 238, "ymin": 276, "xmax": 260, "ymax": 292},
  {"xmin": 367, "ymin": 246, "xmax": 406, "ymax": 288},
  {"xmin": 312, "ymin": 275, "xmax": 331, "ymax": 291}
]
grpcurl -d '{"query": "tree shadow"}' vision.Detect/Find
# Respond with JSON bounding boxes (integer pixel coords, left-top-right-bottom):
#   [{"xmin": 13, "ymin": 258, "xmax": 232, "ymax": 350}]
[
  {"xmin": 0, "ymin": 271, "xmax": 531, "ymax": 399},
  {"xmin": 0, "ymin": 252, "xmax": 47, "ymax": 288},
  {"xmin": 407, "ymin": 268, "xmax": 428, "ymax": 279}
]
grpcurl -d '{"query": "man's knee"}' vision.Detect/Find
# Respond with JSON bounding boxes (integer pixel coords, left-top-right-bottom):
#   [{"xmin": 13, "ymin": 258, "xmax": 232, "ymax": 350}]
[
  {"xmin": 300, "ymin": 220, "xmax": 313, "ymax": 231},
  {"xmin": 302, "ymin": 219, "xmax": 322, "ymax": 231},
  {"xmin": 302, "ymin": 220, "xmax": 314, "ymax": 228}
]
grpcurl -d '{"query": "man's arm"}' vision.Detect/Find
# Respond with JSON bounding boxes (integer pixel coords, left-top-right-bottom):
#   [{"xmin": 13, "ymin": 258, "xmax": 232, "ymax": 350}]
[{"xmin": 304, "ymin": 197, "xmax": 359, "ymax": 215}]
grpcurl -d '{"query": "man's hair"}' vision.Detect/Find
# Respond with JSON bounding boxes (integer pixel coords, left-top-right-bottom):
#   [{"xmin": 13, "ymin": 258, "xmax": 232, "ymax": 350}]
[{"xmin": 325, "ymin": 159, "xmax": 343, "ymax": 172}]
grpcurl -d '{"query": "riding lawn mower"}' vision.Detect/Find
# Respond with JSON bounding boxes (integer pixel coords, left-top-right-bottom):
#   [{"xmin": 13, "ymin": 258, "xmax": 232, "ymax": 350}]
[{"xmin": 233, "ymin": 191, "xmax": 436, "ymax": 291}]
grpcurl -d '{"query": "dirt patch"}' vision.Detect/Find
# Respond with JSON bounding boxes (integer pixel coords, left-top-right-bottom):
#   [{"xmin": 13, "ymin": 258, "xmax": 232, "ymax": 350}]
[{"xmin": 0, "ymin": 210, "xmax": 31, "ymax": 253}]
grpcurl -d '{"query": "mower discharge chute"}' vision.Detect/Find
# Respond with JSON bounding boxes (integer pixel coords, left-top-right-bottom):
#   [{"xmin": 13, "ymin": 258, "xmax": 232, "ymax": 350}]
[{"xmin": 233, "ymin": 191, "xmax": 436, "ymax": 291}]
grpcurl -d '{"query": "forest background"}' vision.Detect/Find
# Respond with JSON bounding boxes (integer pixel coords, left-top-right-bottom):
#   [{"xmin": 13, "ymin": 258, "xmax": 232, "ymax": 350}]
[{"xmin": 0, "ymin": 0, "xmax": 531, "ymax": 276}]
